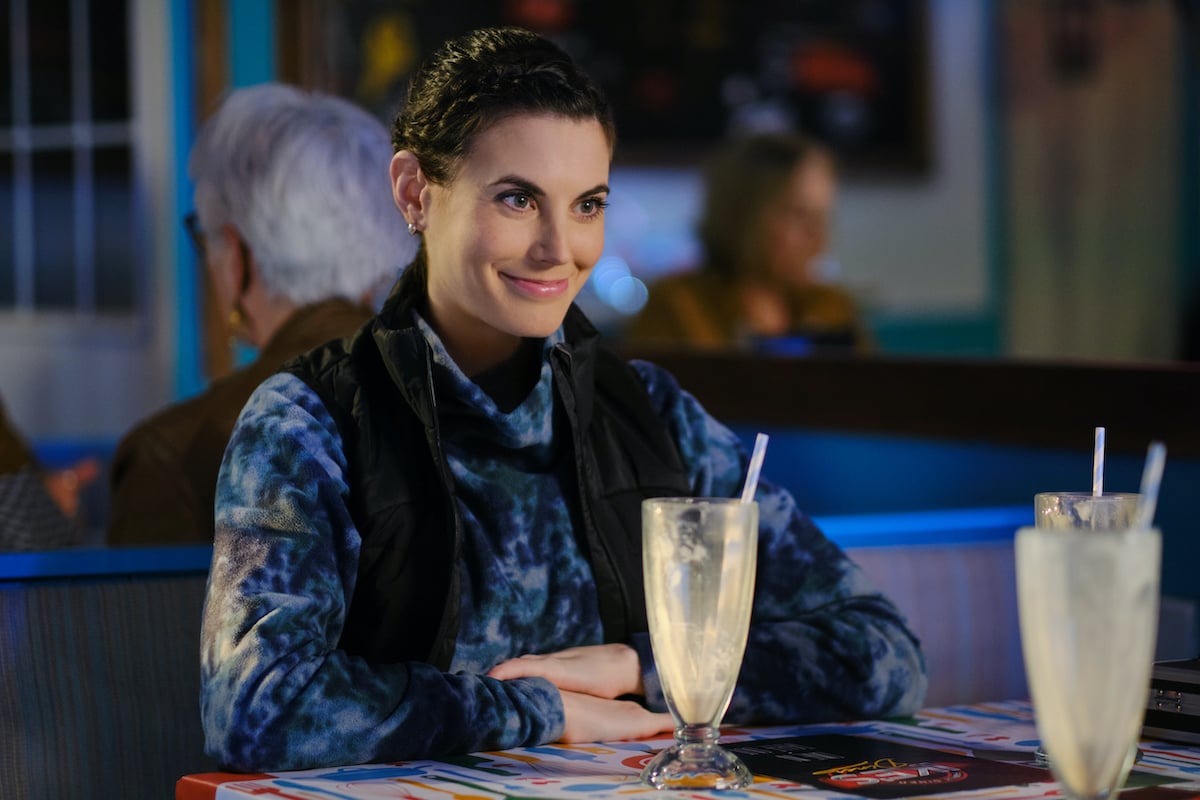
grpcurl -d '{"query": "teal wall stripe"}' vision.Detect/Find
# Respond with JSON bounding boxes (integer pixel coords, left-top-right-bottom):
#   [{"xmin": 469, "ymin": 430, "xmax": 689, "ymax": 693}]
[
  {"xmin": 173, "ymin": 1, "xmax": 277, "ymax": 401},
  {"xmin": 172, "ymin": 0, "xmax": 202, "ymax": 400},
  {"xmin": 870, "ymin": 315, "xmax": 1000, "ymax": 357},
  {"xmin": 227, "ymin": 0, "xmax": 275, "ymax": 369},
  {"xmin": 1179, "ymin": 28, "xmax": 1200, "ymax": 323},
  {"xmin": 870, "ymin": 2, "xmax": 1004, "ymax": 359},
  {"xmin": 981, "ymin": 0, "xmax": 1007, "ymax": 356},
  {"xmin": 228, "ymin": 0, "xmax": 276, "ymax": 87}
]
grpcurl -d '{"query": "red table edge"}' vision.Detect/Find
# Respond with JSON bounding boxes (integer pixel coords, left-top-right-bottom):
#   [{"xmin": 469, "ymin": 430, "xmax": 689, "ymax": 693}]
[{"xmin": 177, "ymin": 772, "xmax": 274, "ymax": 800}]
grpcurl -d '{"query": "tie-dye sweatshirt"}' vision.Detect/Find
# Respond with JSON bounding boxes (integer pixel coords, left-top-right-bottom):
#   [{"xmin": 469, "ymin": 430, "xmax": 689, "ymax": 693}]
[{"xmin": 200, "ymin": 316, "xmax": 927, "ymax": 772}]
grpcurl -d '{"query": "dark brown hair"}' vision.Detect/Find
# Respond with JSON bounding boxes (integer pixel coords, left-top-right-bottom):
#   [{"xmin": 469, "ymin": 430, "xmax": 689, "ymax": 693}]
[{"xmin": 391, "ymin": 27, "xmax": 615, "ymax": 184}]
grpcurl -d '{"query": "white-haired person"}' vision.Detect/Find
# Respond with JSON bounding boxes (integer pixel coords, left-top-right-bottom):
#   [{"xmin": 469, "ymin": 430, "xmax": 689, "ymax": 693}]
[{"xmin": 108, "ymin": 83, "xmax": 413, "ymax": 545}]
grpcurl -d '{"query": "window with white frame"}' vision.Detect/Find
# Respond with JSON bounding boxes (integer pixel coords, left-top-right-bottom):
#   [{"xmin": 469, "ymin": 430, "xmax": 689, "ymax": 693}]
[{"xmin": 1, "ymin": 0, "xmax": 139, "ymax": 315}]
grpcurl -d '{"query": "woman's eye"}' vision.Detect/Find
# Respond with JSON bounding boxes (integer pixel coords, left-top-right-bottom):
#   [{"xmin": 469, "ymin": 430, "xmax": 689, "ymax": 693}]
[
  {"xmin": 578, "ymin": 197, "xmax": 609, "ymax": 216},
  {"xmin": 501, "ymin": 193, "xmax": 532, "ymax": 210}
]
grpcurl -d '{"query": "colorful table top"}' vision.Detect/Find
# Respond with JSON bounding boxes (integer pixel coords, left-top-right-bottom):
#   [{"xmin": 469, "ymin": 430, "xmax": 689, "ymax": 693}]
[{"xmin": 177, "ymin": 701, "xmax": 1200, "ymax": 800}]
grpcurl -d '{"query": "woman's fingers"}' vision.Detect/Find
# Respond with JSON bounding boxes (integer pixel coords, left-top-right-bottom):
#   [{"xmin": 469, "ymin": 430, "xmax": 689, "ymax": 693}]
[
  {"xmin": 487, "ymin": 644, "xmax": 643, "ymax": 698},
  {"xmin": 558, "ymin": 690, "xmax": 674, "ymax": 743}
]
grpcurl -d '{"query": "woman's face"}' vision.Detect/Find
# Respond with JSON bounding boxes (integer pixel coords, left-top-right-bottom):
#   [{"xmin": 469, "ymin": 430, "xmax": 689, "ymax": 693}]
[
  {"xmin": 762, "ymin": 155, "xmax": 835, "ymax": 288},
  {"xmin": 421, "ymin": 114, "xmax": 611, "ymax": 375}
]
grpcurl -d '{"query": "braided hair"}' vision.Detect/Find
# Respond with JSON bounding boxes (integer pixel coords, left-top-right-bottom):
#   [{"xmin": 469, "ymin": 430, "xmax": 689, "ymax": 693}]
[{"xmin": 392, "ymin": 27, "xmax": 615, "ymax": 185}]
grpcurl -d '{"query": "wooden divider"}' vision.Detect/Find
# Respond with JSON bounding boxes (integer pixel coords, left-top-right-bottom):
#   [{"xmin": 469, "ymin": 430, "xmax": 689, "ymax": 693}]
[{"xmin": 619, "ymin": 347, "xmax": 1200, "ymax": 457}]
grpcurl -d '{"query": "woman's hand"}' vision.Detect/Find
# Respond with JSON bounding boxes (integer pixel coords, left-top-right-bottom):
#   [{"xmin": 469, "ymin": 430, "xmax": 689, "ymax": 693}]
[
  {"xmin": 557, "ymin": 690, "xmax": 674, "ymax": 743},
  {"xmin": 488, "ymin": 643, "xmax": 645, "ymax": 699},
  {"xmin": 489, "ymin": 644, "xmax": 672, "ymax": 742}
]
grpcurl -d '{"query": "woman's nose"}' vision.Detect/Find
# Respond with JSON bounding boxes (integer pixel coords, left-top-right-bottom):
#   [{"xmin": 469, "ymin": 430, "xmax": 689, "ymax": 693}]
[{"xmin": 531, "ymin": 215, "xmax": 571, "ymax": 266}]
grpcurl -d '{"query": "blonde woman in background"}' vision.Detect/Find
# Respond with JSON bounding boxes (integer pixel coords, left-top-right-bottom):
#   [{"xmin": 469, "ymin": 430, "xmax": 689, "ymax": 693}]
[{"xmin": 626, "ymin": 132, "xmax": 869, "ymax": 353}]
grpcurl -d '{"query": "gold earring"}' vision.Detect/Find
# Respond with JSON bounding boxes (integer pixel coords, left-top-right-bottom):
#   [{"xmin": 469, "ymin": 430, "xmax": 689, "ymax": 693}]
[{"xmin": 229, "ymin": 308, "xmax": 243, "ymax": 330}]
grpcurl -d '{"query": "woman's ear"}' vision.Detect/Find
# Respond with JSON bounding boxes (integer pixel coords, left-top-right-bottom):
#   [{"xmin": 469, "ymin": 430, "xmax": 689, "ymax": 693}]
[
  {"xmin": 391, "ymin": 150, "xmax": 428, "ymax": 232},
  {"xmin": 217, "ymin": 224, "xmax": 253, "ymax": 296}
]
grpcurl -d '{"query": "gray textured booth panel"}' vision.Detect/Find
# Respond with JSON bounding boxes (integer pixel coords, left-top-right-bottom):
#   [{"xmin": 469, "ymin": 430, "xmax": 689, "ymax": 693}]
[
  {"xmin": 0, "ymin": 549, "xmax": 215, "ymax": 800},
  {"xmin": 847, "ymin": 542, "xmax": 1026, "ymax": 707}
]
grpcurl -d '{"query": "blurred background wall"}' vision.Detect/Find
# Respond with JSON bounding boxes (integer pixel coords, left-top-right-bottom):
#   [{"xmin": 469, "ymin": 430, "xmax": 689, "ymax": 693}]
[{"xmin": 0, "ymin": 0, "xmax": 1197, "ymax": 455}]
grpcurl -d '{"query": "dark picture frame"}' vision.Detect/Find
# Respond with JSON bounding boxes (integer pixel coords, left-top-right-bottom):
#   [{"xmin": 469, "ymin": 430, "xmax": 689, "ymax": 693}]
[{"xmin": 281, "ymin": 0, "xmax": 931, "ymax": 176}]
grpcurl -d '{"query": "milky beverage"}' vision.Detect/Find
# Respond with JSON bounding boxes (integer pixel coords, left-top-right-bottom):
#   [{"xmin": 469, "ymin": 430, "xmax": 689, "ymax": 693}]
[
  {"xmin": 643, "ymin": 499, "xmax": 757, "ymax": 726},
  {"xmin": 1016, "ymin": 526, "xmax": 1159, "ymax": 798}
]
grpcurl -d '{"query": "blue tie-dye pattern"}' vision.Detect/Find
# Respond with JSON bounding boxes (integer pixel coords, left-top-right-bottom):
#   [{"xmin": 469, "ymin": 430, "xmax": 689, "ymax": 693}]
[
  {"xmin": 412, "ymin": 317, "xmax": 605, "ymax": 672},
  {"xmin": 200, "ymin": 318, "xmax": 926, "ymax": 773}
]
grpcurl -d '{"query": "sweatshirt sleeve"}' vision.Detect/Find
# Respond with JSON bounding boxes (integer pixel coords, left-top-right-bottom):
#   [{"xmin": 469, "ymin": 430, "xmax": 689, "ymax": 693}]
[
  {"xmin": 627, "ymin": 360, "xmax": 928, "ymax": 723},
  {"xmin": 200, "ymin": 373, "xmax": 564, "ymax": 772}
]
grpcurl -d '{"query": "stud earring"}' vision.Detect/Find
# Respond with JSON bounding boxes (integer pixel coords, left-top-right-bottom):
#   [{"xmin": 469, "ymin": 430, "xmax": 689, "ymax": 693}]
[{"xmin": 407, "ymin": 222, "xmax": 419, "ymax": 236}]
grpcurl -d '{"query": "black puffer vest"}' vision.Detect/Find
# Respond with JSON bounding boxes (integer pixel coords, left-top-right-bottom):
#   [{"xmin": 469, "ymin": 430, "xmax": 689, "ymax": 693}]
[{"xmin": 284, "ymin": 269, "xmax": 691, "ymax": 669}]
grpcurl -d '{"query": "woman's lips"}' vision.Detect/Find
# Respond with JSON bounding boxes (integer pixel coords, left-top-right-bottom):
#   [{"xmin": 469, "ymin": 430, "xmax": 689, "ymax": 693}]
[{"xmin": 502, "ymin": 273, "xmax": 570, "ymax": 298}]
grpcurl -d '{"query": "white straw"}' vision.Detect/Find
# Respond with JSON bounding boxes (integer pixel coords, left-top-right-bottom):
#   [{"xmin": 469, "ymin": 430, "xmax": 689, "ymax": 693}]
[
  {"xmin": 740, "ymin": 433, "xmax": 770, "ymax": 504},
  {"xmin": 1134, "ymin": 441, "xmax": 1167, "ymax": 531},
  {"xmin": 1092, "ymin": 426, "xmax": 1105, "ymax": 497}
]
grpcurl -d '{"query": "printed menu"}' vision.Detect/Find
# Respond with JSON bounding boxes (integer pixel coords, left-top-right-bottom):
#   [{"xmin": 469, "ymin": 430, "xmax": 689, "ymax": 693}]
[{"xmin": 726, "ymin": 734, "xmax": 1051, "ymax": 798}]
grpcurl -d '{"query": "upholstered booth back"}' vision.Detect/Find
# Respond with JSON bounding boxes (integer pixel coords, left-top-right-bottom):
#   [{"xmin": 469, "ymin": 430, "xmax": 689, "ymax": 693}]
[{"xmin": 0, "ymin": 549, "xmax": 215, "ymax": 800}]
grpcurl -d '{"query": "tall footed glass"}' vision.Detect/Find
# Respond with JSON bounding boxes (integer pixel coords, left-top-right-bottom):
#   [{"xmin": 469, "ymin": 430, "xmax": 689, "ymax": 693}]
[
  {"xmin": 1016, "ymin": 525, "xmax": 1160, "ymax": 800},
  {"xmin": 640, "ymin": 498, "xmax": 758, "ymax": 791},
  {"xmin": 1029, "ymin": 491, "xmax": 1142, "ymax": 773}
]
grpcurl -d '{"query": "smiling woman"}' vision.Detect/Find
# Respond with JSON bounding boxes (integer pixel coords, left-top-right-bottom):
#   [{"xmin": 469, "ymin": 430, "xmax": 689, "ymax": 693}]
[
  {"xmin": 392, "ymin": 114, "xmax": 611, "ymax": 376},
  {"xmin": 198, "ymin": 25, "xmax": 927, "ymax": 774}
]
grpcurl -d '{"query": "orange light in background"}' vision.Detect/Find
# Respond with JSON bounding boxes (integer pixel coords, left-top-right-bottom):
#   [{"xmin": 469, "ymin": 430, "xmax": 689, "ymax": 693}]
[
  {"xmin": 633, "ymin": 69, "xmax": 681, "ymax": 113},
  {"xmin": 354, "ymin": 13, "xmax": 419, "ymax": 105},
  {"xmin": 789, "ymin": 43, "xmax": 879, "ymax": 96},
  {"xmin": 504, "ymin": 0, "xmax": 577, "ymax": 33}
]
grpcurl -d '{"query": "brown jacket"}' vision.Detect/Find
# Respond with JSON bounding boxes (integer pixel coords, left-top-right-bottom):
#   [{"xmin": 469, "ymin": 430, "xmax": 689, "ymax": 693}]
[
  {"xmin": 107, "ymin": 299, "xmax": 373, "ymax": 545},
  {"xmin": 0, "ymin": 398, "xmax": 36, "ymax": 476},
  {"xmin": 624, "ymin": 270, "xmax": 868, "ymax": 351}
]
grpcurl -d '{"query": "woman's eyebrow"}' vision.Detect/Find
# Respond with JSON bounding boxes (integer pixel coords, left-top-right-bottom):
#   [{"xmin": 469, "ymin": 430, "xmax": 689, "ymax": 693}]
[
  {"xmin": 489, "ymin": 175, "xmax": 544, "ymax": 196},
  {"xmin": 576, "ymin": 183, "xmax": 610, "ymax": 199},
  {"xmin": 488, "ymin": 176, "xmax": 610, "ymax": 200}
]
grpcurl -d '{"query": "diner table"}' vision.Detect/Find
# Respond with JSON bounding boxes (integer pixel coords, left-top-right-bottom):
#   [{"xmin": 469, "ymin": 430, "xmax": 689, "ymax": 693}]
[{"xmin": 176, "ymin": 700, "xmax": 1200, "ymax": 800}]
